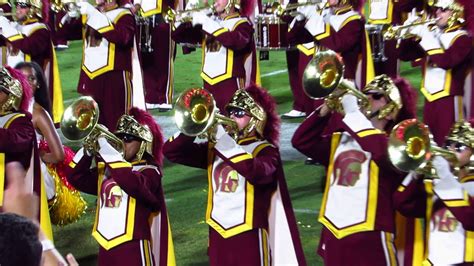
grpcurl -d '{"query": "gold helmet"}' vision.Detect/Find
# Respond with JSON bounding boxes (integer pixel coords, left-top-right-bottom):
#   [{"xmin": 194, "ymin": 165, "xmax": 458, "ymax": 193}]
[
  {"xmin": 15, "ymin": 0, "xmax": 43, "ymax": 19},
  {"xmin": 362, "ymin": 74, "xmax": 403, "ymax": 120},
  {"xmin": 115, "ymin": 114, "xmax": 153, "ymax": 161},
  {"xmin": 224, "ymin": 0, "xmax": 240, "ymax": 13},
  {"xmin": 0, "ymin": 67, "xmax": 23, "ymax": 114},
  {"xmin": 226, "ymin": 89, "xmax": 267, "ymax": 139},
  {"xmin": 429, "ymin": 0, "xmax": 464, "ymax": 27}
]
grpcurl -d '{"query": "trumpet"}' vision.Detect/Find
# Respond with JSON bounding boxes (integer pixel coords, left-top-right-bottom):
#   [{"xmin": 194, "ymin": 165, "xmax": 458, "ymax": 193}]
[
  {"xmin": 383, "ymin": 18, "xmax": 439, "ymax": 40},
  {"xmin": 302, "ymin": 50, "xmax": 370, "ymax": 113},
  {"xmin": 60, "ymin": 96, "xmax": 124, "ymax": 156},
  {"xmin": 388, "ymin": 119, "xmax": 459, "ymax": 178},
  {"xmin": 273, "ymin": 1, "xmax": 325, "ymax": 17},
  {"xmin": 164, "ymin": 6, "xmax": 215, "ymax": 24},
  {"xmin": 174, "ymin": 88, "xmax": 238, "ymax": 142}
]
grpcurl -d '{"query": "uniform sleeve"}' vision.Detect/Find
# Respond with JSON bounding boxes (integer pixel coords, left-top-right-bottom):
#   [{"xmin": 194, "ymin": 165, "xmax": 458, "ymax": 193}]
[
  {"xmin": 65, "ymin": 148, "xmax": 99, "ymax": 195},
  {"xmin": 58, "ymin": 17, "xmax": 83, "ymax": 40},
  {"xmin": 204, "ymin": 20, "xmax": 253, "ymax": 51},
  {"xmin": 317, "ymin": 19, "xmax": 363, "ymax": 53},
  {"xmin": 434, "ymin": 178, "xmax": 474, "ymax": 230},
  {"xmin": 214, "ymin": 139, "xmax": 279, "ymax": 185},
  {"xmin": 0, "ymin": 115, "xmax": 35, "ymax": 153},
  {"xmin": 393, "ymin": 173, "xmax": 427, "ymax": 218},
  {"xmin": 428, "ymin": 34, "xmax": 472, "ymax": 69},
  {"xmin": 7, "ymin": 27, "xmax": 50, "ymax": 58},
  {"xmin": 341, "ymin": 110, "xmax": 389, "ymax": 162},
  {"xmin": 100, "ymin": 13, "xmax": 135, "ymax": 47},
  {"xmin": 163, "ymin": 133, "xmax": 209, "ymax": 169},
  {"xmin": 107, "ymin": 165, "xmax": 162, "ymax": 210},
  {"xmin": 171, "ymin": 22, "xmax": 203, "ymax": 44},
  {"xmin": 287, "ymin": 19, "xmax": 315, "ymax": 46},
  {"xmin": 396, "ymin": 38, "xmax": 426, "ymax": 62},
  {"xmin": 291, "ymin": 109, "xmax": 334, "ymax": 167}
]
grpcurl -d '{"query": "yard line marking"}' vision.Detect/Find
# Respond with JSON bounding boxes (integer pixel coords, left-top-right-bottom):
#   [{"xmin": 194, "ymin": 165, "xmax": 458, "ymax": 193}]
[
  {"xmin": 261, "ymin": 69, "xmax": 287, "ymax": 77},
  {"xmin": 294, "ymin": 208, "xmax": 318, "ymax": 214}
]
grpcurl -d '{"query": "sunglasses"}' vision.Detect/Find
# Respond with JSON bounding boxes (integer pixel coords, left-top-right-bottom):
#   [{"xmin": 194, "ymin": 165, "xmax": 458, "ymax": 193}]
[
  {"xmin": 446, "ymin": 141, "xmax": 470, "ymax": 153},
  {"xmin": 228, "ymin": 108, "xmax": 247, "ymax": 118},
  {"xmin": 366, "ymin": 93, "xmax": 385, "ymax": 100},
  {"xmin": 120, "ymin": 134, "xmax": 140, "ymax": 143},
  {"xmin": 15, "ymin": 2, "xmax": 30, "ymax": 8}
]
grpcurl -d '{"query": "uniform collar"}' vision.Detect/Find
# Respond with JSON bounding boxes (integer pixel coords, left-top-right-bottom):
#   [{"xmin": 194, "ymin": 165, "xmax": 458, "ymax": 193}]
[
  {"xmin": 21, "ymin": 18, "xmax": 38, "ymax": 25},
  {"xmin": 333, "ymin": 5, "xmax": 352, "ymax": 15},
  {"xmin": 237, "ymin": 136, "xmax": 259, "ymax": 145}
]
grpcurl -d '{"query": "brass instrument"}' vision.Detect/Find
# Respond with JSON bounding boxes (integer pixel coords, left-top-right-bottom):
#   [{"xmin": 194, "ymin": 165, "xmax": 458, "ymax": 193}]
[
  {"xmin": 302, "ymin": 50, "xmax": 370, "ymax": 113},
  {"xmin": 174, "ymin": 88, "xmax": 238, "ymax": 142},
  {"xmin": 50, "ymin": 0, "xmax": 81, "ymax": 17},
  {"xmin": 273, "ymin": 1, "xmax": 325, "ymax": 17},
  {"xmin": 164, "ymin": 6, "xmax": 215, "ymax": 24},
  {"xmin": 136, "ymin": 10, "xmax": 154, "ymax": 53},
  {"xmin": 388, "ymin": 119, "xmax": 459, "ymax": 178},
  {"xmin": 383, "ymin": 18, "xmax": 439, "ymax": 40},
  {"xmin": 60, "ymin": 96, "xmax": 124, "ymax": 155}
]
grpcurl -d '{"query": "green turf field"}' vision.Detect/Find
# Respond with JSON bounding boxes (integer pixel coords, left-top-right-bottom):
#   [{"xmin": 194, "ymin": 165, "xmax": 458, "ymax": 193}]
[{"xmin": 52, "ymin": 40, "xmax": 423, "ymax": 265}]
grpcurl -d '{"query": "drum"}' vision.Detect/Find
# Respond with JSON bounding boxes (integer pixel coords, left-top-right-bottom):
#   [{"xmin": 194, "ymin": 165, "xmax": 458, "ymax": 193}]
[
  {"xmin": 255, "ymin": 14, "xmax": 293, "ymax": 51},
  {"xmin": 365, "ymin": 24, "xmax": 387, "ymax": 62}
]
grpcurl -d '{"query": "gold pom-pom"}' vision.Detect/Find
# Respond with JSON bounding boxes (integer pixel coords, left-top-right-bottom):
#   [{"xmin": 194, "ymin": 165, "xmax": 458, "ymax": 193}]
[{"xmin": 48, "ymin": 166, "xmax": 87, "ymax": 226}]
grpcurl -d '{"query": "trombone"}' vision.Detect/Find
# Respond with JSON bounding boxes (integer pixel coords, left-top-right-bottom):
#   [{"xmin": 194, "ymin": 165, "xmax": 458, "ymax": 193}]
[
  {"xmin": 383, "ymin": 18, "xmax": 439, "ymax": 40},
  {"xmin": 174, "ymin": 87, "xmax": 238, "ymax": 142},
  {"xmin": 302, "ymin": 50, "xmax": 370, "ymax": 114},
  {"xmin": 272, "ymin": 0, "xmax": 325, "ymax": 17},
  {"xmin": 60, "ymin": 96, "xmax": 124, "ymax": 156},
  {"xmin": 164, "ymin": 6, "xmax": 215, "ymax": 24},
  {"xmin": 388, "ymin": 119, "xmax": 459, "ymax": 178}
]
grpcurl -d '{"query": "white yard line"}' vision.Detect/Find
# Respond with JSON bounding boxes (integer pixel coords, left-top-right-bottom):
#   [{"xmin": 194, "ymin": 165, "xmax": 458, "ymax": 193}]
[{"xmin": 261, "ymin": 69, "xmax": 287, "ymax": 78}]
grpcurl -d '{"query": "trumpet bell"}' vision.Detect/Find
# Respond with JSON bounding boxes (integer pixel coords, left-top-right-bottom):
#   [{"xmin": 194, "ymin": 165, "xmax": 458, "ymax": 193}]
[
  {"xmin": 174, "ymin": 88, "xmax": 216, "ymax": 136},
  {"xmin": 388, "ymin": 119, "xmax": 432, "ymax": 172},
  {"xmin": 60, "ymin": 96, "xmax": 99, "ymax": 141},
  {"xmin": 302, "ymin": 50, "xmax": 344, "ymax": 99}
]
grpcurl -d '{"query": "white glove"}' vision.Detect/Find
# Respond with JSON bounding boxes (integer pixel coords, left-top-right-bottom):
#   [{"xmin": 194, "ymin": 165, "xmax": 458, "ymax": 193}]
[
  {"xmin": 77, "ymin": 1, "xmax": 96, "ymax": 16},
  {"xmin": 419, "ymin": 27, "xmax": 442, "ymax": 51},
  {"xmin": 341, "ymin": 93, "xmax": 359, "ymax": 114},
  {"xmin": 432, "ymin": 156, "xmax": 456, "ymax": 180},
  {"xmin": 60, "ymin": 14, "xmax": 71, "ymax": 25},
  {"xmin": 192, "ymin": 11, "xmax": 207, "ymax": 26},
  {"xmin": 98, "ymin": 137, "xmax": 124, "ymax": 163},
  {"xmin": 297, "ymin": 5, "xmax": 316, "ymax": 20},
  {"xmin": 0, "ymin": 15, "xmax": 17, "ymax": 37},
  {"xmin": 215, "ymin": 124, "xmax": 227, "ymax": 142},
  {"xmin": 185, "ymin": 0, "xmax": 200, "ymax": 10},
  {"xmin": 404, "ymin": 8, "xmax": 420, "ymax": 26}
]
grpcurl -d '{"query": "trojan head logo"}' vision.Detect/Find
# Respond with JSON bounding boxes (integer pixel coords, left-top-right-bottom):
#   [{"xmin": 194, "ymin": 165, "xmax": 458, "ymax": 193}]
[
  {"xmin": 431, "ymin": 208, "xmax": 458, "ymax": 233},
  {"xmin": 100, "ymin": 179, "xmax": 123, "ymax": 208},
  {"xmin": 213, "ymin": 162, "xmax": 239, "ymax": 193},
  {"xmin": 205, "ymin": 36, "xmax": 222, "ymax": 53},
  {"xmin": 332, "ymin": 150, "xmax": 367, "ymax": 187}
]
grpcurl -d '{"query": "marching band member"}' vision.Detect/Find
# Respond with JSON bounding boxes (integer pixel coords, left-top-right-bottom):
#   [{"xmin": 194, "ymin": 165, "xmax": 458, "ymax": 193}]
[
  {"xmin": 171, "ymin": 0, "xmax": 257, "ymax": 111},
  {"xmin": 396, "ymin": 0, "xmax": 473, "ymax": 146},
  {"xmin": 288, "ymin": 0, "xmax": 374, "ymax": 90},
  {"xmin": 367, "ymin": 0, "xmax": 424, "ymax": 77},
  {"xmin": 133, "ymin": 0, "xmax": 178, "ymax": 111},
  {"xmin": 16, "ymin": 61, "xmax": 87, "ymax": 226},
  {"xmin": 0, "ymin": 66, "xmax": 53, "ymax": 240},
  {"xmin": 0, "ymin": 0, "xmax": 64, "ymax": 125},
  {"xmin": 292, "ymin": 75, "xmax": 417, "ymax": 264},
  {"xmin": 66, "ymin": 108, "xmax": 175, "ymax": 266},
  {"xmin": 60, "ymin": 0, "xmax": 140, "ymax": 131},
  {"xmin": 163, "ymin": 85, "xmax": 306, "ymax": 265},
  {"xmin": 394, "ymin": 120, "xmax": 474, "ymax": 265}
]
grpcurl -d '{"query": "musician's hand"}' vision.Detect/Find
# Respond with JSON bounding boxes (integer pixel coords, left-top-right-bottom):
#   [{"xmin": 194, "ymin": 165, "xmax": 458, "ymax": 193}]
[
  {"xmin": 432, "ymin": 156, "xmax": 455, "ymax": 180},
  {"xmin": 0, "ymin": 15, "xmax": 9, "ymax": 29},
  {"xmin": 404, "ymin": 8, "xmax": 420, "ymax": 26},
  {"xmin": 186, "ymin": 0, "xmax": 200, "ymax": 10},
  {"xmin": 78, "ymin": 1, "xmax": 96, "ymax": 16},
  {"xmin": 98, "ymin": 137, "xmax": 123, "ymax": 163},
  {"xmin": 318, "ymin": 103, "xmax": 330, "ymax": 117},
  {"xmin": 297, "ymin": 5, "xmax": 316, "ymax": 20},
  {"xmin": 341, "ymin": 94, "xmax": 359, "ymax": 114},
  {"xmin": 215, "ymin": 124, "xmax": 226, "ymax": 141},
  {"xmin": 192, "ymin": 11, "xmax": 207, "ymax": 26}
]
